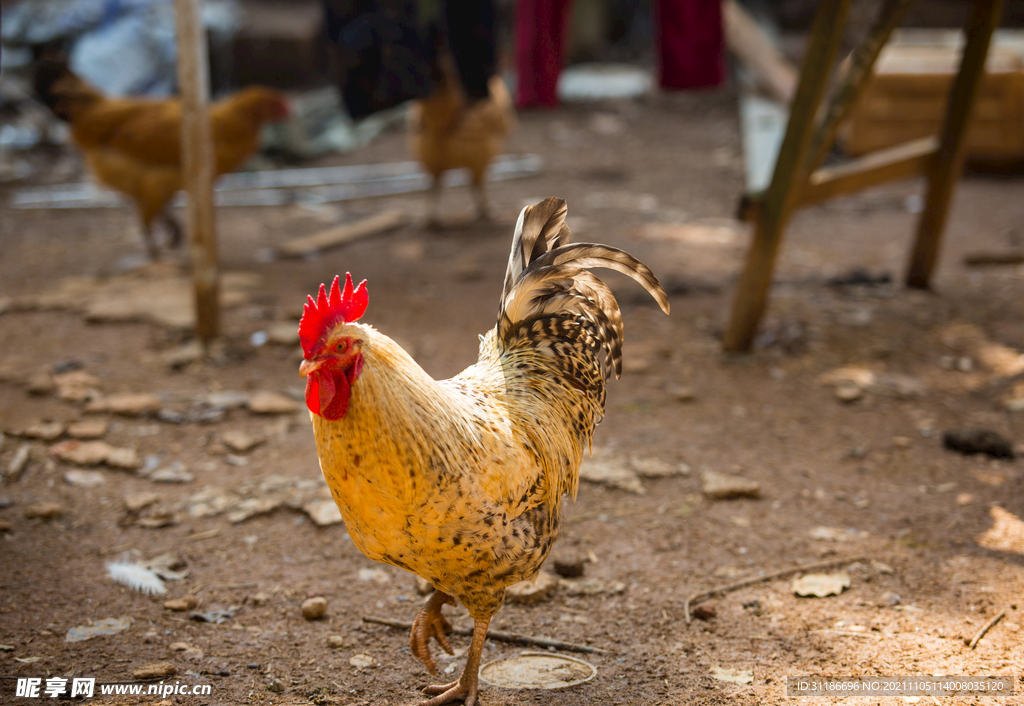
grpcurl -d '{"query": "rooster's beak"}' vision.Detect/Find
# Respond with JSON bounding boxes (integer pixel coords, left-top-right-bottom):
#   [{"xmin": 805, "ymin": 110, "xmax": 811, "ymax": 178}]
[{"xmin": 299, "ymin": 359, "xmax": 323, "ymax": 377}]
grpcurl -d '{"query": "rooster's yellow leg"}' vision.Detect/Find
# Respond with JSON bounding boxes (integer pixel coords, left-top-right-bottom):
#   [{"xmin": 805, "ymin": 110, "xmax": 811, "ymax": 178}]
[
  {"xmin": 410, "ymin": 590, "xmax": 455, "ymax": 674},
  {"xmin": 419, "ymin": 616, "xmax": 489, "ymax": 706}
]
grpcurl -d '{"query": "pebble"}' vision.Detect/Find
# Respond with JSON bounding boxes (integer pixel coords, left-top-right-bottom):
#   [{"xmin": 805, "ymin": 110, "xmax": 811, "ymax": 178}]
[
  {"xmin": 132, "ymin": 662, "xmax": 177, "ymax": 679},
  {"xmin": 52, "ymin": 370, "xmax": 102, "ymax": 402},
  {"xmin": 221, "ymin": 431, "xmax": 265, "ymax": 453},
  {"xmin": 248, "ymin": 392, "xmax": 300, "ymax": 414},
  {"xmin": 106, "ymin": 447, "xmax": 141, "ymax": 470},
  {"xmin": 326, "ymin": 635, "xmax": 346, "ymax": 649},
  {"xmin": 692, "ymin": 603, "xmax": 717, "ymax": 620},
  {"xmin": 22, "ymin": 421, "xmax": 66, "ymax": 441},
  {"xmin": 87, "ymin": 393, "xmax": 162, "ymax": 416},
  {"xmin": 302, "ymin": 499, "xmax": 343, "ymax": 526},
  {"xmin": 169, "ymin": 642, "xmax": 191, "ymax": 652},
  {"xmin": 7, "ymin": 444, "xmax": 31, "ymax": 481},
  {"xmin": 834, "ymin": 383, "xmax": 863, "ymax": 403},
  {"xmin": 64, "ymin": 470, "xmax": 106, "ymax": 488},
  {"xmin": 67, "ymin": 419, "xmax": 109, "ymax": 439},
  {"xmin": 50, "ymin": 440, "xmax": 114, "ymax": 466},
  {"xmin": 701, "ymin": 471, "xmax": 761, "ymax": 500},
  {"xmin": 149, "ymin": 466, "xmax": 195, "ymax": 484},
  {"xmin": 267, "ymin": 678, "xmax": 285, "ymax": 693},
  {"xmin": 164, "ymin": 596, "xmax": 199, "ymax": 612},
  {"xmin": 349, "ymin": 654, "xmax": 375, "ymax": 670},
  {"xmin": 301, "ymin": 596, "xmax": 328, "ymax": 620},
  {"xmin": 124, "ymin": 491, "xmax": 161, "ymax": 512},
  {"xmin": 24, "ymin": 502, "xmax": 63, "ymax": 519},
  {"xmin": 551, "ymin": 553, "xmax": 586, "ymax": 579},
  {"xmin": 0, "ymin": 519, "xmax": 12, "ymax": 533},
  {"xmin": 26, "ymin": 372, "xmax": 56, "ymax": 395},
  {"xmin": 506, "ymin": 570, "xmax": 559, "ymax": 604}
]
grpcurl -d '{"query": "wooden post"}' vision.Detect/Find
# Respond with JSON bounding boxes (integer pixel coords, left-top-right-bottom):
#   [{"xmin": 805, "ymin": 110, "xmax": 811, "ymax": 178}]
[
  {"xmin": 904, "ymin": 0, "xmax": 1005, "ymax": 289},
  {"xmin": 804, "ymin": 0, "xmax": 916, "ymax": 173},
  {"xmin": 722, "ymin": 0, "xmax": 851, "ymax": 353},
  {"xmin": 174, "ymin": 0, "xmax": 220, "ymax": 343}
]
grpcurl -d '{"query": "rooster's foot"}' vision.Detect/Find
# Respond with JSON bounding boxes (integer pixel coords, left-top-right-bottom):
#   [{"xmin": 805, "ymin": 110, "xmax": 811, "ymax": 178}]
[
  {"xmin": 410, "ymin": 591, "xmax": 455, "ymax": 674},
  {"xmin": 419, "ymin": 676, "xmax": 477, "ymax": 706}
]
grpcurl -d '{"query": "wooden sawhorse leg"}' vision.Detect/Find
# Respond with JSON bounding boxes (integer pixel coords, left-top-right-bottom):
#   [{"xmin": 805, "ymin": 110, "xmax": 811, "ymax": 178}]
[
  {"xmin": 905, "ymin": 0, "xmax": 1006, "ymax": 288},
  {"xmin": 722, "ymin": 0, "xmax": 851, "ymax": 353}
]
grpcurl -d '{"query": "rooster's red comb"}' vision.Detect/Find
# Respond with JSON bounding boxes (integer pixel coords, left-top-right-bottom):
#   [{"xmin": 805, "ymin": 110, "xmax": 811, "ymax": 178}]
[{"xmin": 298, "ymin": 273, "xmax": 368, "ymax": 356}]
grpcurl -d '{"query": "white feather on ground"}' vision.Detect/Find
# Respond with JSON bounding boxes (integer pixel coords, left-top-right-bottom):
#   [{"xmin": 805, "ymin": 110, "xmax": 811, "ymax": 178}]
[{"xmin": 106, "ymin": 561, "xmax": 167, "ymax": 595}]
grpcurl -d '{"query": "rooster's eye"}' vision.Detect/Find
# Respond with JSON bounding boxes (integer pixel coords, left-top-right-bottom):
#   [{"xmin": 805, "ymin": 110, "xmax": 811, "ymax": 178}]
[{"xmin": 336, "ymin": 341, "xmax": 348, "ymax": 353}]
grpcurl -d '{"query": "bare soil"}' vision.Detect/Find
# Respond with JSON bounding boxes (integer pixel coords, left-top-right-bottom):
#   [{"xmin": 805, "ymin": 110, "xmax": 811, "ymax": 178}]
[{"xmin": 1, "ymin": 87, "xmax": 1023, "ymax": 705}]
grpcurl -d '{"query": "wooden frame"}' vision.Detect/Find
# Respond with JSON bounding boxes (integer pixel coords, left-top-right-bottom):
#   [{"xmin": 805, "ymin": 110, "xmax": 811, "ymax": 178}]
[{"xmin": 722, "ymin": 0, "xmax": 1005, "ymax": 353}]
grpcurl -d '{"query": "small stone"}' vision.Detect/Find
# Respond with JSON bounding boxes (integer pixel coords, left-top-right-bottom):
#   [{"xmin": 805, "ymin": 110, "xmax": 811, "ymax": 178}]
[
  {"xmin": 164, "ymin": 596, "xmax": 199, "ymax": 612},
  {"xmin": 250, "ymin": 592, "xmax": 271, "ymax": 606},
  {"xmin": 88, "ymin": 393, "xmax": 162, "ymax": 416},
  {"xmin": 132, "ymin": 662, "xmax": 177, "ymax": 679},
  {"xmin": 22, "ymin": 421, "xmax": 65, "ymax": 441},
  {"xmin": 506, "ymin": 570, "xmax": 559, "ymax": 604},
  {"xmin": 691, "ymin": 603, "xmax": 717, "ymax": 620},
  {"xmin": 67, "ymin": 419, "xmax": 109, "ymax": 439},
  {"xmin": 137, "ymin": 513, "xmax": 177, "ymax": 529},
  {"xmin": 64, "ymin": 470, "xmax": 106, "ymax": 488},
  {"xmin": 956, "ymin": 492, "xmax": 974, "ymax": 506},
  {"xmin": 24, "ymin": 502, "xmax": 63, "ymax": 519},
  {"xmin": 551, "ymin": 554, "xmax": 585, "ymax": 579},
  {"xmin": 149, "ymin": 466, "xmax": 194, "ymax": 484},
  {"xmin": 26, "ymin": 372, "xmax": 56, "ymax": 395},
  {"xmin": 124, "ymin": 491, "xmax": 161, "ymax": 512},
  {"xmin": 701, "ymin": 471, "xmax": 761, "ymax": 500},
  {"xmin": 302, "ymin": 596, "xmax": 328, "ymax": 620},
  {"xmin": 303, "ymin": 499, "xmax": 343, "ymax": 526},
  {"xmin": 52, "ymin": 370, "xmax": 102, "ymax": 402},
  {"xmin": 892, "ymin": 436, "xmax": 912, "ymax": 448},
  {"xmin": 559, "ymin": 578, "xmax": 626, "ymax": 596},
  {"xmin": 880, "ymin": 591, "xmax": 901, "ymax": 606},
  {"xmin": 221, "ymin": 430, "xmax": 265, "ymax": 453},
  {"xmin": 7, "ymin": 445, "xmax": 31, "ymax": 481},
  {"xmin": 162, "ymin": 341, "xmax": 204, "ymax": 369},
  {"xmin": 50, "ymin": 440, "xmax": 114, "ymax": 466},
  {"xmin": 834, "ymin": 383, "xmax": 863, "ymax": 403},
  {"xmin": 326, "ymin": 635, "xmax": 346, "ymax": 649},
  {"xmin": 667, "ymin": 384, "xmax": 695, "ymax": 402},
  {"xmin": 0, "ymin": 519, "xmax": 13, "ymax": 533},
  {"xmin": 579, "ymin": 455, "xmax": 645, "ymax": 494},
  {"xmin": 631, "ymin": 456, "xmax": 689, "ymax": 478},
  {"xmin": 105, "ymin": 447, "xmax": 141, "ymax": 470},
  {"xmin": 168, "ymin": 642, "xmax": 191, "ymax": 651},
  {"xmin": 349, "ymin": 654, "xmax": 375, "ymax": 670},
  {"xmin": 267, "ymin": 678, "xmax": 285, "ymax": 693},
  {"xmin": 247, "ymin": 392, "xmax": 300, "ymax": 414}
]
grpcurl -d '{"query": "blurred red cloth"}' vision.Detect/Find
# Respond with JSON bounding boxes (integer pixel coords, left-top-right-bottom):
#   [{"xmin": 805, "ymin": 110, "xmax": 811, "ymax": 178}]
[{"xmin": 515, "ymin": 0, "xmax": 723, "ymax": 108}]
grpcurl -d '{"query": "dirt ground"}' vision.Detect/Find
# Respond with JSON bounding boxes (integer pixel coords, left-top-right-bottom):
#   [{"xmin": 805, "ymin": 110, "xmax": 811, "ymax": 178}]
[{"xmin": 1, "ymin": 85, "xmax": 1023, "ymax": 706}]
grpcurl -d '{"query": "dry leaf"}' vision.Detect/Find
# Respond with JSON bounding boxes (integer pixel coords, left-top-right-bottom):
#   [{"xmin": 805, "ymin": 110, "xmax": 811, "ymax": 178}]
[{"xmin": 792, "ymin": 571, "xmax": 851, "ymax": 598}]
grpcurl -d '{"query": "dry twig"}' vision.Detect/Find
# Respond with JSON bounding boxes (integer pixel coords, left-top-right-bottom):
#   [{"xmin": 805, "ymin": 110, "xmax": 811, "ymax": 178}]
[
  {"xmin": 684, "ymin": 555, "xmax": 867, "ymax": 624},
  {"xmin": 967, "ymin": 607, "xmax": 1007, "ymax": 649},
  {"xmin": 362, "ymin": 615, "xmax": 611, "ymax": 654}
]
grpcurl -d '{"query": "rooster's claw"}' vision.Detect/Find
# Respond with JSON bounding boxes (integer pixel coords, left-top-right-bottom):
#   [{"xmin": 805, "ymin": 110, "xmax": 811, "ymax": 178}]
[{"xmin": 410, "ymin": 590, "xmax": 455, "ymax": 674}]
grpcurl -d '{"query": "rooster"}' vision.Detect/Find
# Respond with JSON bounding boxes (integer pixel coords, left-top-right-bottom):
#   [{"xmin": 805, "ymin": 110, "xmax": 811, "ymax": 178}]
[
  {"xmin": 299, "ymin": 198, "xmax": 669, "ymax": 705},
  {"xmin": 408, "ymin": 55, "xmax": 515, "ymax": 228},
  {"xmin": 34, "ymin": 57, "xmax": 289, "ymax": 260}
]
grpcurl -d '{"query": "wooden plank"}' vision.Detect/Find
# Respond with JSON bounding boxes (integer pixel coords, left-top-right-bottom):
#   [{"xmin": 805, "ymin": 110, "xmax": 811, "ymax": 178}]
[
  {"xmin": 174, "ymin": 0, "xmax": 219, "ymax": 342},
  {"xmin": 905, "ymin": 0, "xmax": 1007, "ymax": 288},
  {"xmin": 805, "ymin": 0, "xmax": 917, "ymax": 172},
  {"xmin": 797, "ymin": 136, "xmax": 938, "ymax": 207},
  {"xmin": 723, "ymin": 0, "xmax": 798, "ymax": 104},
  {"xmin": 277, "ymin": 210, "xmax": 408, "ymax": 258},
  {"xmin": 723, "ymin": 0, "xmax": 851, "ymax": 353}
]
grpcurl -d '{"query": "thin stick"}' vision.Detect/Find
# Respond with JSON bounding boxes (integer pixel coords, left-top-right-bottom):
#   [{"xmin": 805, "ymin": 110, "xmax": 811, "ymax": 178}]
[
  {"xmin": 967, "ymin": 607, "xmax": 1006, "ymax": 649},
  {"xmin": 361, "ymin": 615, "xmax": 611, "ymax": 654},
  {"xmin": 684, "ymin": 555, "xmax": 867, "ymax": 624}
]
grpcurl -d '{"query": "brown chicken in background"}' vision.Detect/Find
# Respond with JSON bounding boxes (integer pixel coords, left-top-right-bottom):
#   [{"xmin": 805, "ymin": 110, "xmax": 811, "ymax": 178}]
[
  {"xmin": 408, "ymin": 55, "xmax": 515, "ymax": 227},
  {"xmin": 34, "ymin": 58, "xmax": 289, "ymax": 260},
  {"xmin": 299, "ymin": 198, "xmax": 669, "ymax": 705}
]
